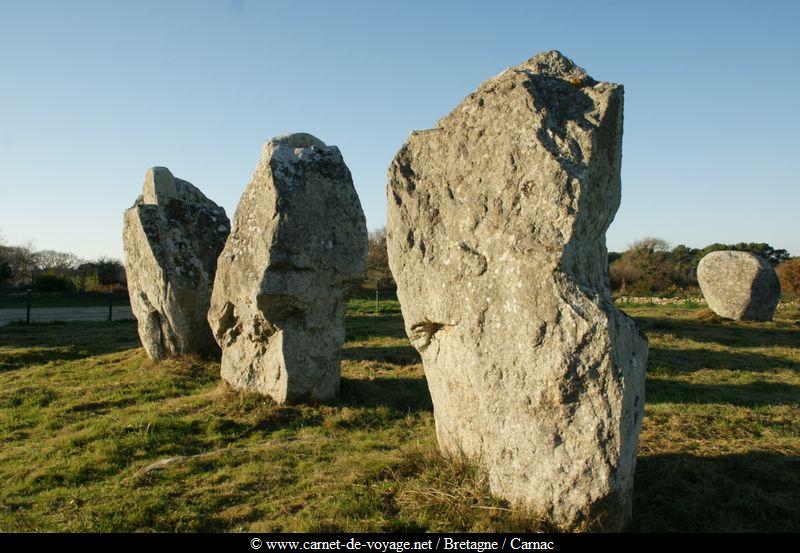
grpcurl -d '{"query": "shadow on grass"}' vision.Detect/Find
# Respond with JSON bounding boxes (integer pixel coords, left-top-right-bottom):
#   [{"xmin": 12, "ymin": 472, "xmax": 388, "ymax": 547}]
[
  {"xmin": 340, "ymin": 376, "xmax": 433, "ymax": 414},
  {"xmin": 647, "ymin": 346, "xmax": 800, "ymax": 375},
  {"xmin": 203, "ymin": 406, "xmax": 326, "ymax": 442},
  {"xmin": 0, "ymin": 321, "xmax": 140, "ymax": 371},
  {"xmin": 636, "ymin": 316, "xmax": 800, "ymax": 349},
  {"xmin": 0, "ymin": 320, "xmax": 139, "ymax": 349},
  {"xmin": 631, "ymin": 451, "xmax": 800, "ymax": 532},
  {"xmin": 646, "ymin": 378, "xmax": 800, "ymax": 407},
  {"xmin": 0, "ymin": 346, "xmax": 94, "ymax": 372}
]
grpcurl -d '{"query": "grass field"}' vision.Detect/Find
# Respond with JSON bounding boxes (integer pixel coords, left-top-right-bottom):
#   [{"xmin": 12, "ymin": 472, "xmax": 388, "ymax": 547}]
[{"xmin": 0, "ymin": 300, "xmax": 798, "ymax": 532}]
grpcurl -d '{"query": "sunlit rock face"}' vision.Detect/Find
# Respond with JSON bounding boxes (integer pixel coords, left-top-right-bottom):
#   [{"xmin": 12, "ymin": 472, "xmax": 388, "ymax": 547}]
[
  {"xmin": 208, "ymin": 133, "xmax": 368, "ymax": 404},
  {"xmin": 123, "ymin": 167, "xmax": 230, "ymax": 360},
  {"xmin": 698, "ymin": 251, "xmax": 781, "ymax": 321},
  {"xmin": 386, "ymin": 51, "xmax": 648, "ymax": 531}
]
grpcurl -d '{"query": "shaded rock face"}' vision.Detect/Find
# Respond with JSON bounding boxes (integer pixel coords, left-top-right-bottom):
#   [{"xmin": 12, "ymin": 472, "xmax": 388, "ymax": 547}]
[
  {"xmin": 697, "ymin": 251, "xmax": 781, "ymax": 321},
  {"xmin": 386, "ymin": 51, "xmax": 648, "ymax": 531},
  {"xmin": 123, "ymin": 167, "xmax": 230, "ymax": 359},
  {"xmin": 208, "ymin": 133, "xmax": 368, "ymax": 404}
]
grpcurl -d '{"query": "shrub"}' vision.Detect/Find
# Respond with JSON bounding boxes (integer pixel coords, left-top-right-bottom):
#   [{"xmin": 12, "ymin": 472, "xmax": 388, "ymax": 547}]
[
  {"xmin": 610, "ymin": 245, "xmax": 679, "ymax": 295},
  {"xmin": 609, "ymin": 238, "xmax": 792, "ymax": 296},
  {"xmin": 0, "ymin": 260, "xmax": 11, "ymax": 286},
  {"xmin": 33, "ymin": 272, "xmax": 76, "ymax": 293},
  {"xmin": 777, "ymin": 258, "xmax": 800, "ymax": 299}
]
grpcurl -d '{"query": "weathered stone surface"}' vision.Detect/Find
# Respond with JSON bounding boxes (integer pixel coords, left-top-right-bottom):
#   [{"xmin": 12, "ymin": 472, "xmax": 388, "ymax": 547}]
[
  {"xmin": 123, "ymin": 167, "xmax": 230, "ymax": 359},
  {"xmin": 208, "ymin": 133, "xmax": 368, "ymax": 403},
  {"xmin": 386, "ymin": 51, "xmax": 648, "ymax": 531},
  {"xmin": 697, "ymin": 251, "xmax": 781, "ymax": 321}
]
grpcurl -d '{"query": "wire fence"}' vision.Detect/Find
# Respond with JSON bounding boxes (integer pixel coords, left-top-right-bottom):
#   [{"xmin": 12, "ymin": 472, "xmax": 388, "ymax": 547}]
[
  {"xmin": 0, "ymin": 289, "xmax": 400, "ymax": 326},
  {"xmin": 349, "ymin": 288, "xmax": 399, "ymax": 315},
  {"xmin": 0, "ymin": 291, "xmax": 134, "ymax": 326}
]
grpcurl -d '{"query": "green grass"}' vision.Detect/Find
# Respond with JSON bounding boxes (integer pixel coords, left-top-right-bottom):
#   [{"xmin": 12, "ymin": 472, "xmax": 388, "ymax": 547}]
[
  {"xmin": 614, "ymin": 299, "xmax": 708, "ymax": 310},
  {"xmin": 0, "ymin": 301, "xmax": 798, "ymax": 532},
  {"xmin": 346, "ymin": 298, "xmax": 402, "ymax": 316}
]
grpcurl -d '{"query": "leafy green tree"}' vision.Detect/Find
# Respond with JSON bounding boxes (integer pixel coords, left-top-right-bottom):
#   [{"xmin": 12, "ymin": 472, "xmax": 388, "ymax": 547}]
[
  {"xmin": 609, "ymin": 238, "xmax": 791, "ymax": 295},
  {"xmin": 695, "ymin": 243, "xmax": 789, "ymax": 267},
  {"xmin": 78, "ymin": 257, "xmax": 126, "ymax": 286}
]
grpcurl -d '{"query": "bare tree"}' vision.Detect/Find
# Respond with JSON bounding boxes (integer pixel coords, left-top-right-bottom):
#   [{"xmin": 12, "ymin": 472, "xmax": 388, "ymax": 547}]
[
  {"xmin": 365, "ymin": 227, "xmax": 395, "ymax": 289},
  {"xmin": 1, "ymin": 241, "xmax": 38, "ymax": 285},
  {"xmin": 35, "ymin": 250, "xmax": 83, "ymax": 272},
  {"xmin": 628, "ymin": 237, "xmax": 670, "ymax": 253}
]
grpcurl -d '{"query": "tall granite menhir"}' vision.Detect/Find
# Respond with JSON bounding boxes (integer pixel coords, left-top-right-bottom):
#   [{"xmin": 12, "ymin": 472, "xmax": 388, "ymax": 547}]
[
  {"xmin": 386, "ymin": 51, "xmax": 648, "ymax": 531},
  {"xmin": 123, "ymin": 167, "xmax": 230, "ymax": 359},
  {"xmin": 208, "ymin": 133, "xmax": 368, "ymax": 404}
]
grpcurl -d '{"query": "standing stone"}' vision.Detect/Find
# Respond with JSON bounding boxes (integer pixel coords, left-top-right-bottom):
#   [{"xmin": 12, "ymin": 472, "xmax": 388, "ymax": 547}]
[
  {"xmin": 697, "ymin": 251, "xmax": 781, "ymax": 321},
  {"xmin": 386, "ymin": 51, "xmax": 648, "ymax": 531},
  {"xmin": 208, "ymin": 133, "xmax": 368, "ymax": 403},
  {"xmin": 123, "ymin": 167, "xmax": 230, "ymax": 359}
]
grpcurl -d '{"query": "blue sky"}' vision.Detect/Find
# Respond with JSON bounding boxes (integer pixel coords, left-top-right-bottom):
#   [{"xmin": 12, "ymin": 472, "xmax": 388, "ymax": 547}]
[{"xmin": 1, "ymin": 0, "xmax": 798, "ymax": 260}]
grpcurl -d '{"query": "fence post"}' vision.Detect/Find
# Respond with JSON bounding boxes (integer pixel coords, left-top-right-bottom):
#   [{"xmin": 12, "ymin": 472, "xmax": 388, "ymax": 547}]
[
  {"xmin": 375, "ymin": 280, "xmax": 379, "ymax": 315},
  {"xmin": 108, "ymin": 293, "xmax": 113, "ymax": 322},
  {"xmin": 26, "ymin": 289, "xmax": 31, "ymax": 324}
]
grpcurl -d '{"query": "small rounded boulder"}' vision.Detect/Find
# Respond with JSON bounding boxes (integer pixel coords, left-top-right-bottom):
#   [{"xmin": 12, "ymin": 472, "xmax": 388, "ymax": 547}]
[{"xmin": 697, "ymin": 251, "xmax": 781, "ymax": 321}]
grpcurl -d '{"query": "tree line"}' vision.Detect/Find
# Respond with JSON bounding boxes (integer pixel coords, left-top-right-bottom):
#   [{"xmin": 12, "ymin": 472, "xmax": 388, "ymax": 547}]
[
  {"xmin": 361, "ymin": 230, "xmax": 800, "ymax": 299},
  {"xmin": 0, "ymin": 231, "xmax": 126, "ymax": 293},
  {"xmin": 609, "ymin": 237, "xmax": 797, "ymax": 296},
  {"xmin": 3, "ymin": 226, "xmax": 798, "ymax": 299}
]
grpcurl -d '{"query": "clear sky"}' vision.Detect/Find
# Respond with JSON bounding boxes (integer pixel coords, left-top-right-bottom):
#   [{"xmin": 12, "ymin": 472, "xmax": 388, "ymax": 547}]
[{"xmin": 1, "ymin": 0, "xmax": 798, "ymax": 260}]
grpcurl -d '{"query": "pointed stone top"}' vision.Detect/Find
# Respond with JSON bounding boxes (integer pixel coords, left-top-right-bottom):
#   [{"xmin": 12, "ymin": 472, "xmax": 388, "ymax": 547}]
[
  {"xmin": 142, "ymin": 166, "xmax": 177, "ymax": 205},
  {"xmin": 519, "ymin": 50, "xmax": 592, "ymax": 83},
  {"xmin": 467, "ymin": 50, "xmax": 609, "ymax": 107},
  {"xmin": 269, "ymin": 133, "xmax": 327, "ymax": 150},
  {"xmin": 263, "ymin": 133, "xmax": 340, "ymax": 174}
]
